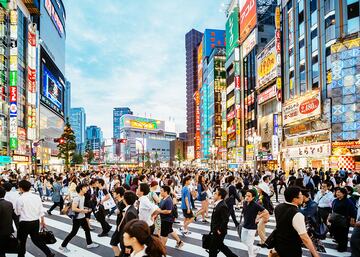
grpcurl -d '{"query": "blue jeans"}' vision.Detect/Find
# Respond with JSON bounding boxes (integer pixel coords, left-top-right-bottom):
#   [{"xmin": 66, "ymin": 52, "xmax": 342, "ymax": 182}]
[{"xmin": 38, "ymin": 187, "xmax": 43, "ymax": 199}]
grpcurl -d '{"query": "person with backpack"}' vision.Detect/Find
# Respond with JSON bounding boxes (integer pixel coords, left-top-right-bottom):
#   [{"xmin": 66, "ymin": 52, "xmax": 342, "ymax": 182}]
[
  {"xmin": 59, "ymin": 183, "xmax": 99, "ymax": 253},
  {"xmin": 158, "ymin": 185, "xmax": 184, "ymax": 248},
  {"xmin": 225, "ymin": 175, "xmax": 241, "ymax": 227},
  {"xmin": 303, "ymin": 172, "xmax": 315, "ymax": 199}
]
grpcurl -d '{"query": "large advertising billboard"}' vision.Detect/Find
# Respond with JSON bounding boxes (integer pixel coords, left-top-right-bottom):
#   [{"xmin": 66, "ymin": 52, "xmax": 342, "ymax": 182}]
[
  {"xmin": 9, "ymin": 8, "xmax": 17, "ymax": 150},
  {"xmin": 27, "ymin": 23, "xmax": 37, "ymax": 140},
  {"xmin": 283, "ymin": 90, "xmax": 321, "ymax": 126},
  {"xmin": 239, "ymin": 0, "xmax": 257, "ymax": 44},
  {"xmin": 226, "ymin": 7, "xmax": 239, "ymax": 58},
  {"xmin": 203, "ymin": 29, "xmax": 225, "ymax": 58},
  {"xmin": 257, "ymin": 39, "xmax": 276, "ymax": 88}
]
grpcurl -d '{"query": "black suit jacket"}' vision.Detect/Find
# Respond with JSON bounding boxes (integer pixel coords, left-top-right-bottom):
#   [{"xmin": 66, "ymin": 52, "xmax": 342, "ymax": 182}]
[
  {"xmin": 210, "ymin": 200, "xmax": 230, "ymax": 236},
  {"xmin": 118, "ymin": 205, "xmax": 138, "ymax": 234},
  {"xmin": 0, "ymin": 199, "xmax": 14, "ymax": 236}
]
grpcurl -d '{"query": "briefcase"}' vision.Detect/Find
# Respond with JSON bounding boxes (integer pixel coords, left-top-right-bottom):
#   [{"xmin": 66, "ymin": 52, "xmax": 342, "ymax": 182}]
[
  {"xmin": 202, "ymin": 233, "xmax": 213, "ymax": 250},
  {"xmin": 39, "ymin": 228, "xmax": 57, "ymax": 244},
  {"xmin": 1, "ymin": 234, "xmax": 19, "ymax": 253}
]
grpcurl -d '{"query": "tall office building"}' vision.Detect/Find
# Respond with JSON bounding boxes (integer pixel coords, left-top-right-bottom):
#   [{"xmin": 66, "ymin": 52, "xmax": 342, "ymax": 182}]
[
  {"xmin": 185, "ymin": 29, "xmax": 203, "ymax": 160},
  {"xmin": 113, "ymin": 107, "xmax": 132, "ymax": 157},
  {"xmin": 86, "ymin": 125, "xmax": 103, "ymax": 161},
  {"xmin": 70, "ymin": 108, "xmax": 86, "ymax": 154},
  {"xmin": 281, "ymin": 0, "xmax": 359, "ymax": 171}
]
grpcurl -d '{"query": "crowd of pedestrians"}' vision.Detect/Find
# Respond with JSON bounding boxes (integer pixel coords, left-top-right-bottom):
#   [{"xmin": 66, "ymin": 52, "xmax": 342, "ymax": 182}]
[{"xmin": 0, "ymin": 166, "xmax": 359, "ymax": 257}]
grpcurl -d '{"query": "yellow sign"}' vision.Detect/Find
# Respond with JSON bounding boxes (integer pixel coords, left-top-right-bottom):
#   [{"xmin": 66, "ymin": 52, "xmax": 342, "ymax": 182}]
[
  {"xmin": 331, "ymin": 37, "xmax": 360, "ymax": 53},
  {"xmin": 258, "ymin": 53, "xmax": 276, "ymax": 79},
  {"xmin": 275, "ymin": 7, "xmax": 281, "ymax": 30},
  {"xmin": 129, "ymin": 120, "xmax": 157, "ymax": 130}
]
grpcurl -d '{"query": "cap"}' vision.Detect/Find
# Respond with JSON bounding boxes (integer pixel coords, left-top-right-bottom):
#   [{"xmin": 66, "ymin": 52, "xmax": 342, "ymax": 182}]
[{"xmin": 150, "ymin": 180, "xmax": 158, "ymax": 187}]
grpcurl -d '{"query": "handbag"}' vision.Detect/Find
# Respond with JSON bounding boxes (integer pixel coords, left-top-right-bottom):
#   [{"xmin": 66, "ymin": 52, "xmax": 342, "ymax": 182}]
[
  {"xmin": 39, "ymin": 228, "xmax": 57, "ymax": 244},
  {"xmin": 237, "ymin": 213, "xmax": 243, "ymax": 240},
  {"xmin": 103, "ymin": 196, "xmax": 116, "ymax": 210},
  {"xmin": 329, "ymin": 212, "xmax": 347, "ymax": 228},
  {"xmin": 265, "ymin": 228, "xmax": 277, "ymax": 249},
  {"xmin": 202, "ymin": 233, "xmax": 214, "ymax": 250},
  {"xmin": 1, "ymin": 234, "xmax": 19, "ymax": 253}
]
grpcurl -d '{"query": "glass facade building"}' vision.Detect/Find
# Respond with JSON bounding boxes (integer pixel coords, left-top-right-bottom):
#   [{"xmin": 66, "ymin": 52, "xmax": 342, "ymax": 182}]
[{"xmin": 70, "ymin": 107, "xmax": 86, "ymax": 154}]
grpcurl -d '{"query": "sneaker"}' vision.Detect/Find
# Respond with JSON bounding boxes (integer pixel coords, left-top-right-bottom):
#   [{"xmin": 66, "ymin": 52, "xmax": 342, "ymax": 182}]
[
  {"xmin": 179, "ymin": 227, "xmax": 185, "ymax": 236},
  {"xmin": 47, "ymin": 210, "xmax": 52, "ymax": 215},
  {"xmin": 59, "ymin": 246, "xmax": 70, "ymax": 253},
  {"xmin": 175, "ymin": 240, "xmax": 184, "ymax": 249},
  {"xmin": 98, "ymin": 232, "xmax": 108, "ymax": 237},
  {"xmin": 87, "ymin": 243, "xmax": 99, "ymax": 249}
]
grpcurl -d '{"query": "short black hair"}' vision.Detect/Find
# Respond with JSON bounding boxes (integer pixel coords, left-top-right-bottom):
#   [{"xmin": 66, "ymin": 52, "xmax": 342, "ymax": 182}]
[
  {"xmin": 217, "ymin": 187, "xmax": 227, "ymax": 200},
  {"xmin": 335, "ymin": 187, "xmax": 348, "ymax": 197},
  {"xmin": 284, "ymin": 186, "xmax": 302, "ymax": 202},
  {"xmin": 18, "ymin": 180, "xmax": 31, "ymax": 192},
  {"xmin": 3, "ymin": 182, "xmax": 12, "ymax": 192},
  {"xmin": 0, "ymin": 186, "xmax": 5, "ymax": 198},
  {"xmin": 246, "ymin": 189, "xmax": 257, "ymax": 198},
  {"xmin": 182, "ymin": 176, "xmax": 191, "ymax": 186},
  {"xmin": 114, "ymin": 186, "xmax": 125, "ymax": 197},
  {"xmin": 139, "ymin": 174, "xmax": 146, "ymax": 181},
  {"xmin": 263, "ymin": 175, "xmax": 270, "ymax": 182},
  {"xmin": 161, "ymin": 185, "xmax": 171, "ymax": 195},
  {"xmin": 76, "ymin": 183, "xmax": 88, "ymax": 193},
  {"xmin": 139, "ymin": 183, "xmax": 150, "ymax": 196},
  {"xmin": 97, "ymin": 178, "xmax": 105, "ymax": 186},
  {"xmin": 124, "ymin": 190, "xmax": 137, "ymax": 205}
]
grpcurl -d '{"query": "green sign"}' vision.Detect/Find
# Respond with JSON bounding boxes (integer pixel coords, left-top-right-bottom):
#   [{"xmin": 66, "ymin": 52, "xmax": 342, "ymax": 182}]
[
  {"xmin": 0, "ymin": 156, "xmax": 11, "ymax": 164},
  {"xmin": 0, "ymin": 0, "xmax": 7, "ymax": 8},
  {"xmin": 9, "ymin": 71, "xmax": 17, "ymax": 86},
  {"xmin": 226, "ymin": 7, "xmax": 239, "ymax": 58},
  {"xmin": 10, "ymin": 138, "xmax": 18, "ymax": 150},
  {"xmin": 235, "ymin": 62, "xmax": 240, "ymax": 76}
]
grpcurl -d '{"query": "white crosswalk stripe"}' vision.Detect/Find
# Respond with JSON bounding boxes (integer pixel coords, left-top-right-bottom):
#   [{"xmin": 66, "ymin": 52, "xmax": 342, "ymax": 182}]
[{"xmin": 17, "ymin": 193, "xmax": 352, "ymax": 257}]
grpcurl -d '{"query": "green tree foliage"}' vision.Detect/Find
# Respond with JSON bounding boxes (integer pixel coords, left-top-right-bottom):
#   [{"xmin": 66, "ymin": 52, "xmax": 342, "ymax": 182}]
[
  {"xmin": 71, "ymin": 153, "xmax": 84, "ymax": 165},
  {"xmin": 57, "ymin": 120, "xmax": 77, "ymax": 172}
]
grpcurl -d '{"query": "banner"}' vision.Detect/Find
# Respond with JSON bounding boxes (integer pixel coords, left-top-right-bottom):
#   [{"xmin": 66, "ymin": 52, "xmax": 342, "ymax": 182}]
[
  {"xmin": 257, "ymin": 39, "xmax": 276, "ymax": 88},
  {"xmin": 239, "ymin": 0, "xmax": 257, "ymax": 44},
  {"xmin": 226, "ymin": 7, "xmax": 239, "ymax": 58},
  {"xmin": 242, "ymin": 28, "xmax": 257, "ymax": 57},
  {"xmin": 27, "ymin": 23, "xmax": 37, "ymax": 140},
  {"xmin": 258, "ymin": 85, "xmax": 276, "ymax": 105},
  {"xmin": 283, "ymin": 143, "xmax": 331, "ymax": 158},
  {"xmin": 283, "ymin": 90, "xmax": 321, "ymax": 125}
]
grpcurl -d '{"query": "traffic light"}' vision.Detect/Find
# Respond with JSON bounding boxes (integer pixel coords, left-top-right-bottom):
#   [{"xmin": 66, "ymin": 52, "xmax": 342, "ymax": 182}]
[
  {"xmin": 54, "ymin": 138, "xmax": 65, "ymax": 144},
  {"xmin": 117, "ymin": 139, "xmax": 127, "ymax": 143}
]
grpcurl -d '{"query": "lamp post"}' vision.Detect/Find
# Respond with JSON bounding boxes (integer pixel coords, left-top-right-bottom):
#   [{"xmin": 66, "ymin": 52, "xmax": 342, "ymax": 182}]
[{"xmin": 248, "ymin": 133, "xmax": 261, "ymax": 174}]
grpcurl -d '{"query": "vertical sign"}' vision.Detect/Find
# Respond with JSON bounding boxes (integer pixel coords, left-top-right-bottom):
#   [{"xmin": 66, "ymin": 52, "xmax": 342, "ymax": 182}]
[
  {"xmin": 9, "ymin": 7, "xmax": 18, "ymax": 150},
  {"xmin": 275, "ymin": 6, "xmax": 282, "ymax": 101},
  {"xmin": 27, "ymin": 23, "xmax": 37, "ymax": 140},
  {"xmin": 226, "ymin": 7, "xmax": 239, "ymax": 58},
  {"xmin": 194, "ymin": 91, "xmax": 201, "ymax": 159}
]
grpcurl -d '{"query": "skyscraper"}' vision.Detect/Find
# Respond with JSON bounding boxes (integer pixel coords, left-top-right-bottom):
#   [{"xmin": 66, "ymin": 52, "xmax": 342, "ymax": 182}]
[
  {"xmin": 185, "ymin": 29, "xmax": 203, "ymax": 160},
  {"xmin": 113, "ymin": 107, "xmax": 132, "ymax": 157},
  {"xmin": 86, "ymin": 125, "xmax": 103, "ymax": 161},
  {"xmin": 70, "ymin": 108, "xmax": 86, "ymax": 154}
]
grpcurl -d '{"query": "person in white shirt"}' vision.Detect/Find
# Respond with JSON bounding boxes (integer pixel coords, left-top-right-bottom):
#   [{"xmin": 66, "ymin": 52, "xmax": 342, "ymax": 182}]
[
  {"xmin": 314, "ymin": 182, "xmax": 334, "ymax": 224},
  {"xmin": 346, "ymin": 172, "xmax": 354, "ymax": 187},
  {"xmin": 136, "ymin": 183, "xmax": 158, "ymax": 234},
  {"xmin": 15, "ymin": 180, "xmax": 54, "ymax": 257},
  {"xmin": 123, "ymin": 219, "xmax": 166, "ymax": 257}
]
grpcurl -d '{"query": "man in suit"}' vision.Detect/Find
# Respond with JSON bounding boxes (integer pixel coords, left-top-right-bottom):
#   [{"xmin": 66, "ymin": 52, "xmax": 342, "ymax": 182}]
[
  {"xmin": 117, "ymin": 190, "xmax": 138, "ymax": 257},
  {"xmin": 0, "ymin": 186, "xmax": 15, "ymax": 257},
  {"xmin": 209, "ymin": 187, "xmax": 238, "ymax": 257}
]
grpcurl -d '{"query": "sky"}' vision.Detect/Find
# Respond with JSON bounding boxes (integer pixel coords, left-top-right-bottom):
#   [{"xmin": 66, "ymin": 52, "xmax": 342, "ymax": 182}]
[{"xmin": 63, "ymin": 0, "xmax": 226, "ymax": 139}]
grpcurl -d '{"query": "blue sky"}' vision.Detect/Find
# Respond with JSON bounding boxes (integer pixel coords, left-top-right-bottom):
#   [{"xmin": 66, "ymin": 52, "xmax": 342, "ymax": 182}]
[{"xmin": 63, "ymin": 0, "xmax": 226, "ymax": 138}]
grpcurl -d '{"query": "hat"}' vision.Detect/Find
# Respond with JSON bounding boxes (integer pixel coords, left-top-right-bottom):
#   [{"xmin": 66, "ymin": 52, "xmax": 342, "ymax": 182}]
[{"xmin": 150, "ymin": 181, "xmax": 158, "ymax": 187}]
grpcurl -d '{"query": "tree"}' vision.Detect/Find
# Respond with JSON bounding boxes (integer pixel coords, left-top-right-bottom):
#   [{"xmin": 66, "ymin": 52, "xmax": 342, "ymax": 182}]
[
  {"xmin": 85, "ymin": 141, "xmax": 94, "ymax": 164},
  {"xmin": 176, "ymin": 149, "xmax": 184, "ymax": 167},
  {"xmin": 154, "ymin": 151, "xmax": 160, "ymax": 167},
  {"xmin": 145, "ymin": 152, "xmax": 151, "ymax": 168},
  {"xmin": 71, "ymin": 153, "xmax": 84, "ymax": 165},
  {"xmin": 57, "ymin": 120, "xmax": 77, "ymax": 172}
]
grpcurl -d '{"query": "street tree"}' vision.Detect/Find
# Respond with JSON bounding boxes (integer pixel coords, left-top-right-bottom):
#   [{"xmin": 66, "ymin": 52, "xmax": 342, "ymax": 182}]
[
  {"xmin": 57, "ymin": 120, "xmax": 76, "ymax": 172},
  {"xmin": 71, "ymin": 152, "xmax": 84, "ymax": 165},
  {"xmin": 176, "ymin": 149, "xmax": 184, "ymax": 167}
]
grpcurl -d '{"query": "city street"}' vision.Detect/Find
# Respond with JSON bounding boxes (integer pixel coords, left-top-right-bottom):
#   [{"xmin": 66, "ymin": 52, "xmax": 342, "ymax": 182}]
[{"xmin": 13, "ymin": 193, "xmax": 352, "ymax": 257}]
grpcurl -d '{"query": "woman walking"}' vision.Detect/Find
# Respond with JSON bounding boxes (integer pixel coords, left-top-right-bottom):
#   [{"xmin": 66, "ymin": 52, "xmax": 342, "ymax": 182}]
[{"xmin": 47, "ymin": 176, "xmax": 64, "ymax": 215}]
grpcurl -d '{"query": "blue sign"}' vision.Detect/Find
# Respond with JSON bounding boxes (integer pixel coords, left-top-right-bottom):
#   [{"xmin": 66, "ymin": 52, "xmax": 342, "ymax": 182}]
[
  {"xmin": 0, "ymin": 156, "xmax": 11, "ymax": 163},
  {"xmin": 273, "ymin": 114, "xmax": 278, "ymax": 135},
  {"xmin": 203, "ymin": 29, "xmax": 226, "ymax": 58},
  {"xmin": 42, "ymin": 65, "xmax": 63, "ymax": 110},
  {"xmin": 9, "ymin": 103, "xmax": 17, "ymax": 117}
]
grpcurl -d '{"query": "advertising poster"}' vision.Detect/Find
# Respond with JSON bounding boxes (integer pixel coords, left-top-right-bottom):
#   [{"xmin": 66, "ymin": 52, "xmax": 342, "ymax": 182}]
[
  {"xmin": 257, "ymin": 39, "xmax": 276, "ymax": 88},
  {"xmin": 42, "ymin": 65, "xmax": 63, "ymax": 110},
  {"xmin": 258, "ymin": 85, "xmax": 276, "ymax": 105},
  {"xmin": 27, "ymin": 23, "xmax": 37, "ymax": 140},
  {"xmin": 239, "ymin": 0, "xmax": 257, "ymax": 44},
  {"xmin": 242, "ymin": 28, "xmax": 257, "ymax": 57},
  {"xmin": 226, "ymin": 7, "xmax": 239, "ymax": 58},
  {"xmin": 283, "ymin": 90, "xmax": 321, "ymax": 125}
]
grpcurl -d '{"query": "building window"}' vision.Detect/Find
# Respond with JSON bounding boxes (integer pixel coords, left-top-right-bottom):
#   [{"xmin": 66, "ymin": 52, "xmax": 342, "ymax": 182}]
[
  {"xmin": 299, "ymin": 39, "xmax": 305, "ymax": 60},
  {"xmin": 325, "ymin": 14, "xmax": 336, "ymax": 42},
  {"xmin": 324, "ymin": 0, "xmax": 335, "ymax": 14},
  {"xmin": 298, "ymin": 11, "xmax": 305, "ymax": 36},
  {"xmin": 347, "ymin": 1, "xmax": 359, "ymax": 34},
  {"xmin": 289, "ymin": 48, "xmax": 294, "ymax": 68},
  {"xmin": 261, "ymin": 38, "xmax": 268, "ymax": 43},
  {"xmin": 289, "ymin": 70, "xmax": 295, "ymax": 98},
  {"xmin": 298, "ymin": 0, "xmax": 304, "ymax": 13},
  {"xmin": 300, "ymin": 63, "xmax": 306, "ymax": 94},
  {"xmin": 312, "ymin": 55, "xmax": 319, "ymax": 79},
  {"xmin": 311, "ymin": 29, "xmax": 318, "ymax": 52},
  {"xmin": 326, "ymin": 46, "xmax": 332, "ymax": 71}
]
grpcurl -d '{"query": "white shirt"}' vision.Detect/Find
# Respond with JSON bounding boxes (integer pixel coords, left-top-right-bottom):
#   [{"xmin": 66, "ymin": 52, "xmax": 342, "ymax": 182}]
[
  {"xmin": 130, "ymin": 246, "xmax": 147, "ymax": 257},
  {"xmin": 285, "ymin": 202, "xmax": 307, "ymax": 235},
  {"xmin": 15, "ymin": 192, "xmax": 45, "ymax": 221},
  {"xmin": 4, "ymin": 188, "xmax": 20, "ymax": 208},
  {"xmin": 138, "ymin": 195, "xmax": 157, "ymax": 227},
  {"xmin": 314, "ymin": 190, "xmax": 334, "ymax": 208},
  {"xmin": 346, "ymin": 177, "xmax": 354, "ymax": 187}
]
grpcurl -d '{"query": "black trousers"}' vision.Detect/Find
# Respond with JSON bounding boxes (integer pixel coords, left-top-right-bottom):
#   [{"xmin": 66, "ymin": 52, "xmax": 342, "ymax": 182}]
[
  {"xmin": 273, "ymin": 186, "xmax": 279, "ymax": 202},
  {"xmin": 275, "ymin": 245, "xmax": 302, "ymax": 257},
  {"xmin": 351, "ymin": 227, "xmax": 360, "ymax": 257},
  {"xmin": 227, "ymin": 205, "xmax": 239, "ymax": 227},
  {"xmin": 278, "ymin": 183, "xmax": 287, "ymax": 194},
  {"xmin": 17, "ymin": 220, "xmax": 52, "ymax": 257},
  {"xmin": 95, "ymin": 206, "xmax": 112, "ymax": 233},
  {"xmin": 61, "ymin": 218, "xmax": 93, "ymax": 247},
  {"xmin": 209, "ymin": 234, "xmax": 237, "ymax": 257},
  {"xmin": 48, "ymin": 197, "xmax": 64, "ymax": 213},
  {"xmin": 332, "ymin": 224, "xmax": 350, "ymax": 251},
  {"xmin": 318, "ymin": 207, "xmax": 331, "ymax": 224}
]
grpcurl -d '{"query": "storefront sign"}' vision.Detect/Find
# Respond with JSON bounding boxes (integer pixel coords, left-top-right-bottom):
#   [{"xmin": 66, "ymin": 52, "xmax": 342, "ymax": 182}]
[
  {"xmin": 12, "ymin": 155, "xmax": 29, "ymax": 162},
  {"xmin": 260, "ymin": 114, "xmax": 273, "ymax": 142},
  {"xmin": 226, "ymin": 7, "xmax": 239, "ymax": 58},
  {"xmin": 258, "ymin": 85, "xmax": 276, "ymax": 105},
  {"xmin": 332, "ymin": 141, "xmax": 360, "ymax": 148},
  {"xmin": 236, "ymin": 147, "xmax": 244, "ymax": 163},
  {"xmin": 242, "ymin": 28, "xmax": 257, "ymax": 57},
  {"xmin": 286, "ymin": 123, "xmax": 311, "ymax": 135},
  {"xmin": 227, "ymin": 96, "xmax": 235, "ymax": 108},
  {"xmin": 227, "ymin": 110, "xmax": 235, "ymax": 121},
  {"xmin": 283, "ymin": 143, "xmax": 331, "ymax": 158},
  {"xmin": 227, "ymin": 125, "xmax": 236, "ymax": 135},
  {"xmin": 194, "ymin": 91, "xmax": 201, "ymax": 159},
  {"xmin": 246, "ymin": 144, "xmax": 254, "ymax": 160},
  {"xmin": 332, "ymin": 141, "xmax": 360, "ymax": 156},
  {"xmin": 228, "ymin": 140, "xmax": 236, "ymax": 148},
  {"xmin": 272, "ymin": 135, "xmax": 279, "ymax": 156},
  {"xmin": 239, "ymin": 0, "xmax": 257, "ymax": 44},
  {"xmin": 235, "ymin": 76, "xmax": 240, "ymax": 89},
  {"xmin": 0, "ymin": 156, "xmax": 11, "ymax": 163},
  {"xmin": 283, "ymin": 90, "xmax": 321, "ymax": 125},
  {"xmin": 257, "ymin": 39, "xmax": 276, "ymax": 88},
  {"xmin": 273, "ymin": 114, "xmax": 278, "ymax": 136}
]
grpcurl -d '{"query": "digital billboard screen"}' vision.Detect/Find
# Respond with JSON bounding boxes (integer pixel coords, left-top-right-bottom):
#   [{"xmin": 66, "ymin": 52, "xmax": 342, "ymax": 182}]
[{"xmin": 42, "ymin": 65, "xmax": 63, "ymax": 109}]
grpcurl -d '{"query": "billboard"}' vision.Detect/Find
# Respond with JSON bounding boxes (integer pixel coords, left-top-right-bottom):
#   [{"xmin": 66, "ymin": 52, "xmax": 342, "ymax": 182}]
[
  {"xmin": 258, "ymin": 85, "xmax": 276, "ymax": 105},
  {"xmin": 194, "ymin": 91, "xmax": 201, "ymax": 159},
  {"xmin": 27, "ymin": 23, "xmax": 37, "ymax": 140},
  {"xmin": 9, "ymin": 9, "xmax": 17, "ymax": 150},
  {"xmin": 242, "ymin": 28, "xmax": 257, "ymax": 57},
  {"xmin": 226, "ymin": 7, "xmax": 239, "ymax": 58},
  {"xmin": 283, "ymin": 90, "xmax": 321, "ymax": 125},
  {"xmin": 239, "ymin": 0, "xmax": 257, "ymax": 44},
  {"xmin": 203, "ymin": 29, "xmax": 225, "ymax": 58},
  {"xmin": 42, "ymin": 65, "xmax": 63, "ymax": 110},
  {"xmin": 257, "ymin": 39, "xmax": 276, "ymax": 88}
]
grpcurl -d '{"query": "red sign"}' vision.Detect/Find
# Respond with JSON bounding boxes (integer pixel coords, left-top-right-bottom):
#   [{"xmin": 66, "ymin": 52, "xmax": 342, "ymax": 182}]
[
  {"xmin": 227, "ymin": 110, "xmax": 235, "ymax": 121},
  {"xmin": 240, "ymin": 0, "xmax": 257, "ymax": 44},
  {"xmin": 258, "ymin": 85, "xmax": 276, "ymax": 104},
  {"xmin": 10, "ymin": 86, "xmax": 17, "ymax": 102},
  {"xmin": 28, "ymin": 31, "xmax": 36, "ymax": 46},
  {"xmin": 194, "ymin": 90, "xmax": 201, "ymax": 159},
  {"xmin": 235, "ymin": 76, "xmax": 240, "ymax": 88},
  {"xmin": 300, "ymin": 98, "xmax": 320, "ymax": 114}
]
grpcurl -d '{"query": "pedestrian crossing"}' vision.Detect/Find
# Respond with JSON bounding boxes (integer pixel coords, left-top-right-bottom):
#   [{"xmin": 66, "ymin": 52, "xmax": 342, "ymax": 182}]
[{"xmin": 15, "ymin": 194, "xmax": 352, "ymax": 257}]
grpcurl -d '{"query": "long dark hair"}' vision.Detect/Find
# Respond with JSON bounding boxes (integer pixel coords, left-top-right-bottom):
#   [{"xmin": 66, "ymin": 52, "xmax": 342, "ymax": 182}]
[{"xmin": 124, "ymin": 220, "xmax": 166, "ymax": 257}]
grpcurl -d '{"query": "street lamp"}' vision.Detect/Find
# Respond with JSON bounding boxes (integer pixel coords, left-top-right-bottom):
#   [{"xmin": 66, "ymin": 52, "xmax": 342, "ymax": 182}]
[
  {"xmin": 248, "ymin": 133, "xmax": 261, "ymax": 173},
  {"xmin": 209, "ymin": 144, "xmax": 218, "ymax": 170}
]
